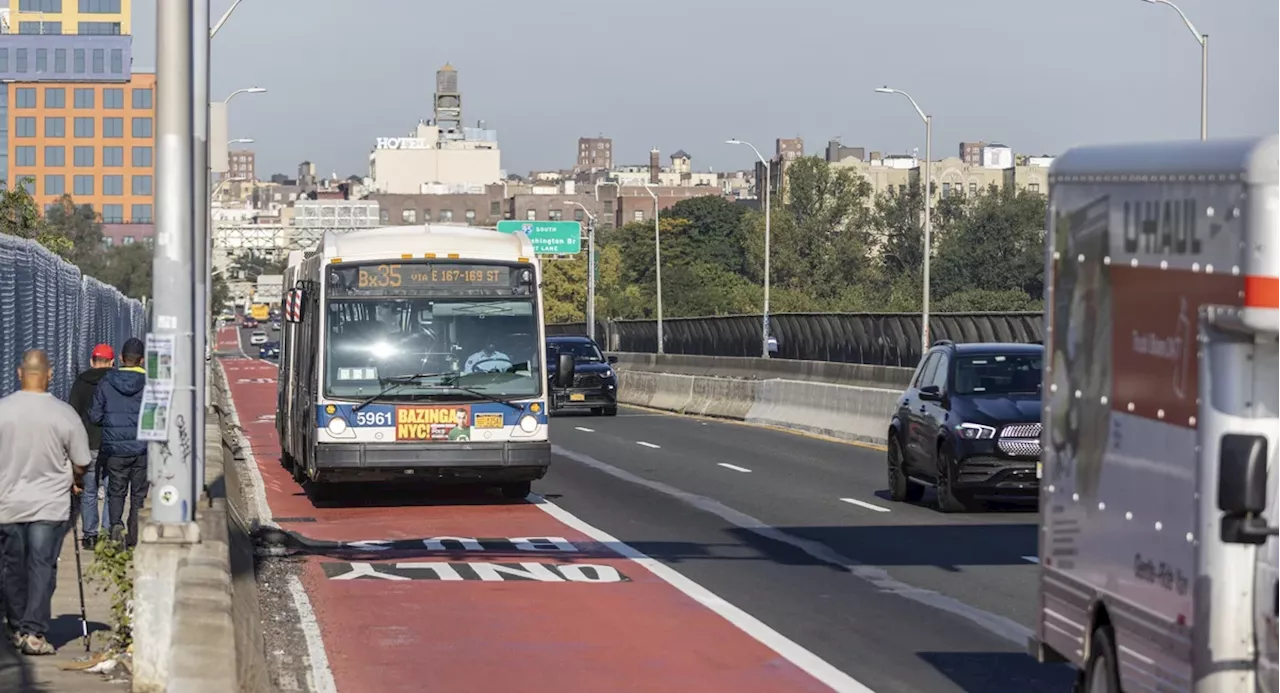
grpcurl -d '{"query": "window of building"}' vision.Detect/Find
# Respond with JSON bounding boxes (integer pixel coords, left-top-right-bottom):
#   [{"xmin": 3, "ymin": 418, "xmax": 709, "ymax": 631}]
[
  {"xmin": 401, "ymin": 209, "xmax": 416, "ymax": 224},
  {"xmin": 102, "ymin": 237, "xmax": 113, "ymax": 248},
  {"xmin": 73, "ymin": 174, "xmax": 93, "ymax": 196},
  {"xmin": 122, "ymin": 235, "xmax": 134, "ymax": 245},
  {"xmin": 14, "ymin": 147, "xmax": 36, "ymax": 166},
  {"xmin": 53, "ymin": 48, "xmax": 66, "ymax": 73},
  {"xmin": 103, "ymin": 88, "xmax": 123, "ymax": 109},
  {"xmin": 102, "ymin": 203, "xmax": 123, "ymax": 223},
  {"xmin": 1029, "ymin": 183, "xmax": 1040, "ymax": 193},
  {"xmin": 103, "ymin": 174, "xmax": 123, "ymax": 196},
  {"xmin": 489, "ymin": 200, "xmax": 501, "ymax": 216},
  {"xmin": 44, "ymin": 174, "xmax": 64, "ymax": 196},
  {"xmin": 573, "ymin": 209, "xmax": 584, "ymax": 222},
  {"xmin": 44, "ymin": 146, "xmax": 64, "ymax": 167},
  {"xmin": 548, "ymin": 209, "xmax": 562, "ymax": 221},
  {"xmin": 103, "ymin": 117, "xmax": 123, "ymax": 138},
  {"xmin": 74, "ymin": 88, "xmax": 94, "ymax": 109},
  {"xmin": 131, "ymin": 175, "xmax": 151, "ymax": 196},
  {"xmin": 941, "ymin": 182, "xmax": 952, "ymax": 198},
  {"xmin": 525, "ymin": 209, "xmax": 536, "ymax": 221},
  {"xmin": 79, "ymin": 0, "xmax": 121, "ymax": 13},
  {"xmin": 103, "ymin": 147, "xmax": 123, "ymax": 166},
  {"xmin": 14, "ymin": 88, "xmax": 36, "ymax": 108},
  {"xmin": 633, "ymin": 210, "xmax": 644, "ymax": 222},
  {"xmin": 130, "ymin": 117, "xmax": 151, "ymax": 138},
  {"xmin": 73, "ymin": 49, "xmax": 85, "ymax": 74},
  {"xmin": 74, "ymin": 146, "xmax": 94, "ymax": 167},
  {"xmin": 74, "ymin": 117, "xmax": 95, "ymax": 138},
  {"xmin": 0, "ymin": 49, "xmax": 9, "ymax": 72},
  {"xmin": 603, "ymin": 200, "xmax": 614, "ymax": 214},
  {"xmin": 15, "ymin": 49, "xmax": 28, "ymax": 73},
  {"xmin": 44, "ymin": 117, "xmax": 65, "ymax": 138},
  {"xmin": 44, "ymin": 88, "xmax": 65, "ymax": 109},
  {"xmin": 80, "ymin": 22, "xmax": 122, "ymax": 36},
  {"xmin": 379, "ymin": 209, "xmax": 390, "ymax": 223},
  {"xmin": 465, "ymin": 209, "xmax": 476, "ymax": 223},
  {"xmin": 130, "ymin": 204, "xmax": 152, "ymax": 223},
  {"xmin": 109, "ymin": 49, "xmax": 122, "ymax": 74},
  {"xmin": 131, "ymin": 146, "xmax": 151, "ymax": 167},
  {"xmin": 131, "ymin": 88, "xmax": 152, "ymax": 110},
  {"xmin": 439, "ymin": 210, "xmax": 453, "ymax": 222},
  {"xmin": 15, "ymin": 118, "xmax": 36, "ymax": 138},
  {"xmin": 91, "ymin": 48, "xmax": 105, "ymax": 73},
  {"xmin": 18, "ymin": 21, "xmax": 61, "ymax": 35},
  {"xmin": 19, "ymin": 0, "xmax": 63, "ymax": 11},
  {"xmin": 35, "ymin": 49, "xmax": 47, "ymax": 73},
  {"xmin": 969, "ymin": 182, "xmax": 977, "ymax": 196}
]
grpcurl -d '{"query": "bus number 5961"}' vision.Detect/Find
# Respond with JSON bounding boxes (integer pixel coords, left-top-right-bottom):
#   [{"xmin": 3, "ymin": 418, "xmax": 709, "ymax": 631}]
[{"xmin": 355, "ymin": 410, "xmax": 393, "ymax": 427}]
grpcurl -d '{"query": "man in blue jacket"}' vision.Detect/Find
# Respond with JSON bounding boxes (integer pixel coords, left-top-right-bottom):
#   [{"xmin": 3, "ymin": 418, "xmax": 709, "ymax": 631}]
[{"xmin": 90, "ymin": 338, "xmax": 147, "ymax": 548}]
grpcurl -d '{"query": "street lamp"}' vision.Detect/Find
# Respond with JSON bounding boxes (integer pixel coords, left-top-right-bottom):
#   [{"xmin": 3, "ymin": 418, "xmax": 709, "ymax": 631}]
[
  {"xmin": 228, "ymin": 138, "xmax": 253, "ymax": 147},
  {"xmin": 875, "ymin": 86, "xmax": 933, "ymax": 351},
  {"xmin": 563, "ymin": 201, "xmax": 598, "ymax": 342},
  {"xmin": 727, "ymin": 139, "xmax": 772, "ymax": 358},
  {"xmin": 642, "ymin": 182, "xmax": 664, "ymax": 354},
  {"xmin": 223, "ymin": 86, "xmax": 266, "ymax": 103},
  {"xmin": 1140, "ymin": 0, "xmax": 1208, "ymax": 140},
  {"xmin": 211, "ymin": 0, "xmax": 247, "ymax": 37}
]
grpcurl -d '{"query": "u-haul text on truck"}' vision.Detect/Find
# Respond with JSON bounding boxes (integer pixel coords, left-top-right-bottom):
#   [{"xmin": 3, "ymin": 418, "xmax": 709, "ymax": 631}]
[
  {"xmin": 1030, "ymin": 136, "xmax": 1279, "ymax": 693},
  {"xmin": 275, "ymin": 224, "xmax": 576, "ymax": 499}
]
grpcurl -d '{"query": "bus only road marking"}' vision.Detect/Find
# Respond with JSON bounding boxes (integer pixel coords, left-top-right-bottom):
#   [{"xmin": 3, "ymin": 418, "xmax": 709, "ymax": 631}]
[{"xmin": 321, "ymin": 561, "xmax": 630, "ymax": 582}]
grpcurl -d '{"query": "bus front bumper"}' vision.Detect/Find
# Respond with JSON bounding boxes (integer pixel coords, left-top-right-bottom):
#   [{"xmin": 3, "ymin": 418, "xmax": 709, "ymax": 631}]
[{"xmin": 313, "ymin": 441, "xmax": 550, "ymax": 483}]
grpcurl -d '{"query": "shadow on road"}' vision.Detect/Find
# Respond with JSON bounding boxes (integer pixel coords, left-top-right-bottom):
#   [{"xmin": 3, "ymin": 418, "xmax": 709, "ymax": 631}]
[
  {"xmin": 917, "ymin": 651, "xmax": 1075, "ymax": 692},
  {"xmin": 0, "ymin": 637, "xmax": 41, "ymax": 693}
]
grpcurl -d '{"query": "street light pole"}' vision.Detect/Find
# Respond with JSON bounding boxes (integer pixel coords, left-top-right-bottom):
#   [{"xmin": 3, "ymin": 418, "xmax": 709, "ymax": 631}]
[
  {"xmin": 726, "ymin": 139, "xmax": 771, "ymax": 358},
  {"xmin": 564, "ymin": 201, "xmax": 597, "ymax": 342},
  {"xmin": 1141, "ymin": 0, "xmax": 1208, "ymax": 140},
  {"xmin": 192, "ymin": 0, "xmax": 211, "ymax": 497},
  {"xmin": 211, "ymin": 0, "xmax": 246, "ymax": 38},
  {"xmin": 643, "ymin": 182, "xmax": 664, "ymax": 354},
  {"xmin": 876, "ymin": 86, "xmax": 933, "ymax": 351}
]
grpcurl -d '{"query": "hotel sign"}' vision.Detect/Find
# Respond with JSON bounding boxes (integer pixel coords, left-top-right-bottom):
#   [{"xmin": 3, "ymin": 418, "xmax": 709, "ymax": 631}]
[{"xmin": 375, "ymin": 137, "xmax": 432, "ymax": 150}]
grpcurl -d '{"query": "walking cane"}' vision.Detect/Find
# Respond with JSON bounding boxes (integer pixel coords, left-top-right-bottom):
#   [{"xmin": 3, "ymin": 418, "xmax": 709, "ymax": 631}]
[{"xmin": 69, "ymin": 491, "xmax": 91, "ymax": 652}]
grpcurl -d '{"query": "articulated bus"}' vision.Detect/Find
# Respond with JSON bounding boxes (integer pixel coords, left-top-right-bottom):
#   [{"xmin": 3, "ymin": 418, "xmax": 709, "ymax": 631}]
[{"xmin": 276, "ymin": 224, "xmax": 575, "ymax": 498}]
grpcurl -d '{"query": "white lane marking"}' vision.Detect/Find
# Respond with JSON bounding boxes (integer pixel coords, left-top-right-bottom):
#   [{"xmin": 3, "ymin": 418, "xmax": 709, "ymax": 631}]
[
  {"xmin": 574, "ymin": 426, "xmax": 595, "ymax": 433},
  {"xmin": 214, "ymin": 358, "xmax": 275, "ymax": 527},
  {"xmin": 839, "ymin": 498, "xmax": 891, "ymax": 513},
  {"xmin": 287, "ymin": 574, "xmax": 338, "ymax": 693},
  {"xmin": 718, "ymin": 463, "xmax": 752, "ymax": 473},
  {"xmin": 1022, "ymin": 556, "xmax": 1039, "ymax": 564},
  {"xmin": 529, "ymin": 494, "xmax": 875, "ymax": 693},
  {"xmin": 551, "ymin": 444, "xmax": 1034, "ymax": 648},
  {"xmin": 636, "ymin": 441, "xmax": 661, "ymax": 449}
]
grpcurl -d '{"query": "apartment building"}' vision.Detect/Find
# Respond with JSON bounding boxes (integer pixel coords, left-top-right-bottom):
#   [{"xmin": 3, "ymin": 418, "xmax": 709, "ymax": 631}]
[{"xmin": 11, "ymin": 0, "xmax": 132, "ymax": 36}]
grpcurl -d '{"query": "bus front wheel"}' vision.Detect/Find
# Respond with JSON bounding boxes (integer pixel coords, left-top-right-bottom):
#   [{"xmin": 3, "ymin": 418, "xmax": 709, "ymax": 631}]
[{"xmin": 499, "ymin": 481, "xmax": 531, "ymax": 500}]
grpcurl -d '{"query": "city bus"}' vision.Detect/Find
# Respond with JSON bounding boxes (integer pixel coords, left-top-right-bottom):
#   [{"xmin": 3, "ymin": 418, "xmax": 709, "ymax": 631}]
[{"xmin": 275, "ymin": 224, "xmax": 575, "ymax": 499}]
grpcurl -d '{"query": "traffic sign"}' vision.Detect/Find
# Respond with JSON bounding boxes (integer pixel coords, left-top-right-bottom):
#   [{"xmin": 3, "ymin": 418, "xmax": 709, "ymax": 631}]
[{"xmin": 496, "ymin": 220, "xmax": 581, "ymax": 255}]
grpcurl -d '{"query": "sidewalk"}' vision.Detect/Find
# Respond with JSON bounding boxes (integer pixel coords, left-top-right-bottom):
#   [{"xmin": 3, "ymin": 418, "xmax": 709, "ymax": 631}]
[{"xmin": 0, "ymin": 528, "xmax": 129, "ymax": 692}]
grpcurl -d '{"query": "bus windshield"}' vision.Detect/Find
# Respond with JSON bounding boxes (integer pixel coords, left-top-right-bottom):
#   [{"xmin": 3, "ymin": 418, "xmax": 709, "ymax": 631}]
[{"xmin": 323, "ymin": 297, "xmax": 541, "ymax": 400}]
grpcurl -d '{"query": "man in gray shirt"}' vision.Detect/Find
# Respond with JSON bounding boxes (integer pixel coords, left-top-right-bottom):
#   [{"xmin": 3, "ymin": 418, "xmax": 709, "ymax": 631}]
[{"xmin": 0, "ymin": 349, "xmax": 90, "ymax": 655}]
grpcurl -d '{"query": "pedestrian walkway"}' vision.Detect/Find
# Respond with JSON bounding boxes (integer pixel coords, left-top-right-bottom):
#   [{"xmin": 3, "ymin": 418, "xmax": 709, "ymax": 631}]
[{"xmin": 0, "ymin": 529, "xmax": 128, "ymax": 692}]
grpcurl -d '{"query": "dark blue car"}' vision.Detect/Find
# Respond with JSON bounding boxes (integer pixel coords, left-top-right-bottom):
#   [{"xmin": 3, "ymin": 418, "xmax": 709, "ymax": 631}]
[
  {"xmin": 259, "ymin": 340, "xmax": 280, "ymax": 360},
  {"xmin": 546, "ymin": 335, "xmax": 617, "ymax": 416}
]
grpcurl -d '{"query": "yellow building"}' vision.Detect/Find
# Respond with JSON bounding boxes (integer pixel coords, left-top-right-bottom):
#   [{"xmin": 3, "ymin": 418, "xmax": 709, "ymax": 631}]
[{"xmin": 11, "ymin": 0, "xmax": 132, "ymax": 36}]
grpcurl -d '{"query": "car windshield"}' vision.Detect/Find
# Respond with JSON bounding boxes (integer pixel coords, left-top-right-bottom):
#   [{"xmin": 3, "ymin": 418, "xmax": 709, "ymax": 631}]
[
  {"xmin": 954, "ymin": 353, "xmax": 1042, "ymax": 395},
  {"xmin": 546, "ymin": 341, "xmax": 604, "ymax": 362},
  {"xmin": 323, "ymin": 297, "xmax": 540, "ymax": 400}
]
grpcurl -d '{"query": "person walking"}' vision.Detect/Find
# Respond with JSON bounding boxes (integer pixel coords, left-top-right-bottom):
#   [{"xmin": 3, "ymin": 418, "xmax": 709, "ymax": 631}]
[
  {"xmin": 0, "ymin": 349, "xmax": 91, "ymax": 655},
  {"xmin": 89, "ymin": 338, "xmax": 147, "ymax": 549},
  {"xmin": 68, "ymin": 344, "xmax": 114, "ymax": 550}
]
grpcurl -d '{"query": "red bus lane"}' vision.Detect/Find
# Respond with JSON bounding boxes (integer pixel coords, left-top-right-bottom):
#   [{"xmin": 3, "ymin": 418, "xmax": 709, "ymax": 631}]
[{"xmin": 219, "ymin": 354, "xmax": 860, "ymax": 693}]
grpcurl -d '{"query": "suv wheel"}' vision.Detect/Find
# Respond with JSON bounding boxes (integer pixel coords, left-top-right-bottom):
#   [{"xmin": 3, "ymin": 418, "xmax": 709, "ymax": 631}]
[
  {"xmin": 887, "ymin": 435, "xmax": 923, "ymax": 502},
  {"xmin": 935, "ymin": 442, "xmax": 972, "ymax": 513}
]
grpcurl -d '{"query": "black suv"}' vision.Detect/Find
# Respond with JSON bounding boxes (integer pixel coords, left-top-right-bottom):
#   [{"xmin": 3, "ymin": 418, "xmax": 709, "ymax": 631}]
[
  {"xmin": 546, "ymin": 335, "xmax": 618, "ymax": 416},
  {"xmin": 886, "ymin": 341, "xmax": 1043, "ymax": 512}
]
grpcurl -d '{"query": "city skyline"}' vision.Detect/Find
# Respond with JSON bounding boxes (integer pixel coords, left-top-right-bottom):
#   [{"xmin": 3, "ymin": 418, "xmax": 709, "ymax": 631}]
[{"xmin": 111, "ymin": 0, "xmax": 1276, "ymax": 179}]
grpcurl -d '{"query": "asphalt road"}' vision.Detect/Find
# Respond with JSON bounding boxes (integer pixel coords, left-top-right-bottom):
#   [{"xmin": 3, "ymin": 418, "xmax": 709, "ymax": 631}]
[{"xmin": 235, "ymin": 324, "xmax": 1072, "ymax": 693}]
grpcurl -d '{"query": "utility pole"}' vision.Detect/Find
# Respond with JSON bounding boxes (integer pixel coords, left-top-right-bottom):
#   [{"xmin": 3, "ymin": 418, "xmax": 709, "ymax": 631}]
[
  {"xmin": 148, "ymin": 0, "xmax": 198, "ymax": 526},
  {"xmin": 586, "ymin": 216, "xmax": 596, "ymax": 342},
  {"xmin": 192, "ymin": 0, "xmax": 210, "ymax": 495}
]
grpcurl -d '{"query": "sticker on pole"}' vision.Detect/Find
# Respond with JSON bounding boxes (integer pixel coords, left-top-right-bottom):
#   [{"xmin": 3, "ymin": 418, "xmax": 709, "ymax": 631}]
[{"xmin": 158, "ymin": 485, "xmax": 179, "ymax": 506}]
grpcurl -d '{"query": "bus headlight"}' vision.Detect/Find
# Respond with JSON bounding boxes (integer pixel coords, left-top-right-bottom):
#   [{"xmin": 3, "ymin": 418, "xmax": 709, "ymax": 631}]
[
  {"xmin": 327, "ymin": 416, "xmax": 349, "ymax": 436},
  {"xmin": 517, "ymin": 414, "xmax": 538, "ymax": 433}
]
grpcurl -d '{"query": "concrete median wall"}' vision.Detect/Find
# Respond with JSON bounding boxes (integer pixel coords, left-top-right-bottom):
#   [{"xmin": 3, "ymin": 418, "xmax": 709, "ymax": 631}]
[
  {"xmin": 611, "ymin": 352, "xmax": 914, "ymax": 389},
  {"xmin": 616, "ymin": 369, "xmax": 897, "ymax": 446}
]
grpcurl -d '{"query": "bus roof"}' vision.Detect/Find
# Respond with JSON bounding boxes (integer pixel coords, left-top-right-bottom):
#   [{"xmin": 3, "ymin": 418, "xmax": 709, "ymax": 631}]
[
  {"xmin": 315, "ymin": 224, "xmax": 537, "ymax": 263},
  {"xmin": 1049, "ymin": 135, "xmax": 1277, "ymax": 185}
]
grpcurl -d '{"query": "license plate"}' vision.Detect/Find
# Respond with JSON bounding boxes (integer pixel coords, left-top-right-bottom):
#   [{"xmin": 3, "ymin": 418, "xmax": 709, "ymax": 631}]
[
  {"xmin": 569, "ymin": 393, "xmax": 585, "ymax": 402},
  {"xmin": 474, "ymin": 413, "xmax": 504, "ymax": 429}
]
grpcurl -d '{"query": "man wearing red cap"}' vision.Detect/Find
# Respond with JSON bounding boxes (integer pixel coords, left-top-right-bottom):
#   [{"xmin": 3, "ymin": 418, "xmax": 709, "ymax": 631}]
[{"xmin": 67, "ymin": 344, "xmax": 114, "ymax": 549}]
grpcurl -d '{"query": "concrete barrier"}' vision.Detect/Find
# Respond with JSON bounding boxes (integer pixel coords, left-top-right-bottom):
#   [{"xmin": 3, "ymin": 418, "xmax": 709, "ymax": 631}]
[{"xmin": 612, "ymin": 352, "xmax": 914, "ymax": 389}]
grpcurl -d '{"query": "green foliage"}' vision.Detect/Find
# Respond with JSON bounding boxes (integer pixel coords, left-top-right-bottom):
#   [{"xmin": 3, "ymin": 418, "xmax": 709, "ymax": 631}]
[
  {"xmin": 86, "ymin": 537, "xmax": 133, "ymax": 653},
  {"xmin": 0, "ymin": 178, "xmax": 73, "ymax": 259},
  {"xmin": 532, "ymin": 157, "xmax": 1048, "ymax": 323},
  {"xmin": 232, "ymin": 251, "xmax": 287, "ymax": 282},
  {"xmin": 96, "ymin": 242, "xmax": 153, "ymax": 300},
  {"xmin": 45, "ymin": 194, "xmax": 105, "ymax": 272}
]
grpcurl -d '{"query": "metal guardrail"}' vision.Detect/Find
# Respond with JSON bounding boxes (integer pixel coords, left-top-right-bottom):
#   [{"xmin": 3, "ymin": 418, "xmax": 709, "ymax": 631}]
[{"xmin": 0, "ymin": 234, "xmax": 148, "ymax": 398}]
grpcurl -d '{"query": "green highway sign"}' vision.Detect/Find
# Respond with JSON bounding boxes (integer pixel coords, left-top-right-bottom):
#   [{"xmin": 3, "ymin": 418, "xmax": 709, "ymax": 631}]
[{"xmin": 496, "ymin": 220, "xmax": 582, "ymax": 255}]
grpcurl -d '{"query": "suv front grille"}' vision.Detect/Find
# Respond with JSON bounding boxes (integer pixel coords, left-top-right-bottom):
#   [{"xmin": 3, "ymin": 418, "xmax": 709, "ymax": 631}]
[
  {"xmin": 997, "ymin": 440, "xmax": 1041, "ymax": 457},
  {"xmin": 573, "ymin": 374, "xmax": 603, "ymax": 388},
  {"xmin": 1001, "ymin": 423, "xmax": 1042, "ymax": 439}
]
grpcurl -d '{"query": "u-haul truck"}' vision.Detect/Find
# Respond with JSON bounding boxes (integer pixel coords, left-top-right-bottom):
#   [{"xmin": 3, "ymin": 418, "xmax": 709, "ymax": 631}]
[{"xmin": 1030, "ymin": 136, "xmax": 1278, "ymax": 693}]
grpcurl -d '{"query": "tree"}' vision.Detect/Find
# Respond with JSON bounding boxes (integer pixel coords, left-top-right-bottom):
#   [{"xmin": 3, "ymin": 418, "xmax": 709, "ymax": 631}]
[
  {"xmin": 45, "ymin": 194, "xmax": 105, "ymax": 275},
  {"xmin": 661, "ymin": 195, "xmax": 749, "ymax": 273},
  {"xmin": 96, "ymin": 243, "xmax": 153, "ymax": 300},
  {"xmin": 231, "ymin": 251, "xmax": 287, "ymax": 282},
  {"xmin": 932, "ymin": 186, "xmax": 1047, "ymax": 304},
  {"xmin": 0, "ymin": 178, "xmax": 72, "ymax": 258},
  {"xmin": 211, "ymin": 271, "xmax": 232, "ymax": 314}
]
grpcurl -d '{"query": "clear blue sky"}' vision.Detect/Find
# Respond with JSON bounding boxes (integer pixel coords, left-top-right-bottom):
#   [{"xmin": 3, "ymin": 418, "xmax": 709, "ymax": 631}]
[{"xmin": 122, "ymin": 0, "xmax": 1278, "ymax": 179}]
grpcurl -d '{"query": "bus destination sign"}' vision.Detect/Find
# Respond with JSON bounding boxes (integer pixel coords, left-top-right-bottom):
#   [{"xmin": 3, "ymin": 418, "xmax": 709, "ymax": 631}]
[{"xmin": 329, "ymin": 262, "xmax": 525, "ymax": 296}]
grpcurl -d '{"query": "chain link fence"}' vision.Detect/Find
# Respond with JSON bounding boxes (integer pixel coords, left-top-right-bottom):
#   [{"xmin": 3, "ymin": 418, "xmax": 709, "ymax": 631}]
[{"xmin": 0, "ymin": 234, "xmax": 148, "ymax": 399}]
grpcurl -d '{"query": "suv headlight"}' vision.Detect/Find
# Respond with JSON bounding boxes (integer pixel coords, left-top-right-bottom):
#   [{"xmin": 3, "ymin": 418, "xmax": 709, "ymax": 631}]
[{"xmin": 957, "ymin": 423, "xmax": 996, "ymax": 440}]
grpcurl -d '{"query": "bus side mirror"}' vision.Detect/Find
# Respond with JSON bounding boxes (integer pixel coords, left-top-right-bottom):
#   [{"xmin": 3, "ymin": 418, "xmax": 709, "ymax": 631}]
[
  {"xmin": 1218, "ymin": 434, "xmax": 1276, "ymax": 545},
  {"xmin": 284, "ymin": 288, "xmax": 305, "ymax": 323},
  {"xmin": 555, "ymin": 353, "xmax": 575, "ymax": 389}
]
